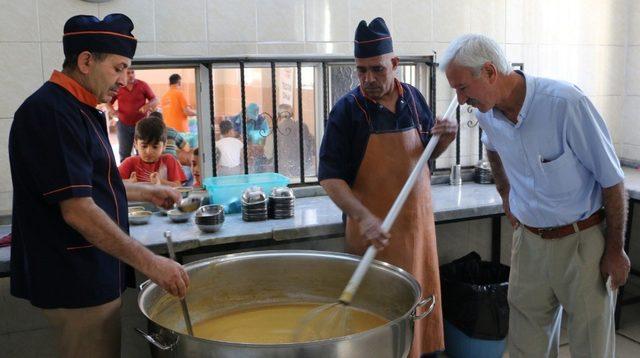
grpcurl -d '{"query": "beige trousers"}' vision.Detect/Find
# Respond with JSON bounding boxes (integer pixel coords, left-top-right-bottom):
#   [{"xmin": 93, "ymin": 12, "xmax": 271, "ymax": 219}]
[
  {"xmin": 507, "ymin": 224, "xmax": 616, "ymax": 358},
  {"xmin": 42, "ymin": 297, "xmax": 122, "ymax": 358}
]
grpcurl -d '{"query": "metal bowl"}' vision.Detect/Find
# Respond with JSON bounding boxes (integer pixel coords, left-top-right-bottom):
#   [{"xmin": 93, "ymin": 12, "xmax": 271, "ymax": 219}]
[
  {"xmin": 242, "ymin": 186, "xmax": 266, "ymax": 203},
  {"xmin": 270, "ymin": 186, "xmax": 294, "ymax": 198},
  {"xmin": 196, "ymin": 222, "xmax": 224, "ymax": 233},
  {"xmin": 176, "ymin": 186, "xmax": 193, "ymax": 198},
  {"xmin": 167, "ymin": 209, "xmax": 193, "ymax": 223},
  {"xmin": 128, "ymin": 210, "xmax": 152, "ymax": 225},
  {"xmin": 196, "ymin": 204, "xmax": 224, "ymax": 216},
  {"xmin": 128, "ymin": 206, "xmax": 146, "ymax": 214}
]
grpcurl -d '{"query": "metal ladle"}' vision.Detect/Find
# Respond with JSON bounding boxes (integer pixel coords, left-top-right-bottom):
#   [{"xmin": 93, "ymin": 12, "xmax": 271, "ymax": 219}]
[
  {"xmin": 164, "ymin": 231, "xmax": 194, "ymax": 336},
  {"xmin": 176, "ymin": 197, "xmax": 200, "ymax": 213}
]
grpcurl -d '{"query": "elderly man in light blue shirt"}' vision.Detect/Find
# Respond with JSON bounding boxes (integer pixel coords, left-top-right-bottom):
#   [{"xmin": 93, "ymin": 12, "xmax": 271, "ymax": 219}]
[{"xmin": 442, "ymin": 34, "xmax": 629, "ymax": 358}]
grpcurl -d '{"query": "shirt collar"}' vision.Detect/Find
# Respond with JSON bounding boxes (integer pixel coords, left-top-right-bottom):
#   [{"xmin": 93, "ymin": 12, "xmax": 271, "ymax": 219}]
[
  {"xmin": 49, "ymin": 70, "xmax": 98, "ymax": 107},
  {"xmin": 514, "ymin": 70, "xmax": 534, "ymax": 127}
]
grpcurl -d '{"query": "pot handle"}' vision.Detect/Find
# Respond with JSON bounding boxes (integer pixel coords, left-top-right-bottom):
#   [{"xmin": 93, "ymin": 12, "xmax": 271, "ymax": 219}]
[
  {"xmin": 411, "ymin": 294, "xmax": 436, "ymax": 321},
  {"xmin": 135, "ymin": 328, "xmax": 177, "ymax": 351},
  {"xmin": 139, "ymin": 280, "xmax": 151, "ymax": 291}
]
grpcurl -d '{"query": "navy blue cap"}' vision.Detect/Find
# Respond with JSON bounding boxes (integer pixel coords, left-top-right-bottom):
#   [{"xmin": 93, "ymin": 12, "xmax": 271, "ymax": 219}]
[
  {"xmin": 354, "ymin": 17, "xmax": 393, "ymax": 58},
  {"xmin": 63, "ymin": 13, "xmax": 137, "ymax": 59}
]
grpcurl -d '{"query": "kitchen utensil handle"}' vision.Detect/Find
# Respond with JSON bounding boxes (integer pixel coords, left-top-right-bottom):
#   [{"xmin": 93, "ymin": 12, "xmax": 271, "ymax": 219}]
[
  {"xmin": 135, "ymin": 328, "xmax": 177, "ymax": 351},
  {"xmin": 164, "ymin": 231, "xmax": 195, "ymax": 337},
  {"xmin": 411, "ymin": 294, "xmax": 436, "ymax": 321},
  {"xmin": 339, "ymin": 96, "xmax": 458, "ymax": 305}
]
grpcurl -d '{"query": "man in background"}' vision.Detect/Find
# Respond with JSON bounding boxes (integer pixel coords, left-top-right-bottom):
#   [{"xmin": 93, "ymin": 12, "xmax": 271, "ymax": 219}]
[
  {"xmin": 107, "ymin": 68, "xmax": 158, "ymax": 161},
  {"xmin": 161, "ymin": 73, "xmax": 197, "ymax": 133}
]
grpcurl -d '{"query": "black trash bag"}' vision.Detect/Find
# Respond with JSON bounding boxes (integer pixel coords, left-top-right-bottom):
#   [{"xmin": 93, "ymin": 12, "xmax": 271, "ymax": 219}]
[{"xmin": 440, "ymin": 251, "xmax": 510, "ymax": 340}]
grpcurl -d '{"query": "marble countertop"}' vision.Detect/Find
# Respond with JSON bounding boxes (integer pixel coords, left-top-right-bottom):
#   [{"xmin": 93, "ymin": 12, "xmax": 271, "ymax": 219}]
[
  {"xmin": 1, "ymin": 166, "xmax": 639, "ymax": 275},
  {"xmin": 624, "ymin": 166, "xmax": 640, "ymax": 200},
  {"xmin": 129, "ymin": 182, "xmax": 505, "ymax": 255}
]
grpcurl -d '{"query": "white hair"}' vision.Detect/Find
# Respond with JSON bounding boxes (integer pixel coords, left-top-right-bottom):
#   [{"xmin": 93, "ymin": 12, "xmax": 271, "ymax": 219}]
[{"xmin": 439, "ymin": 34, "xmax": 511, "ymax": 76}]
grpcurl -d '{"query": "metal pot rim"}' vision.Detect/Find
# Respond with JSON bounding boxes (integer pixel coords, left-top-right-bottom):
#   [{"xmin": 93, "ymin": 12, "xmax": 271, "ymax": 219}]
[{"xmin": 138, "ymin": 250, "xmax": 425, "ymax": 347}]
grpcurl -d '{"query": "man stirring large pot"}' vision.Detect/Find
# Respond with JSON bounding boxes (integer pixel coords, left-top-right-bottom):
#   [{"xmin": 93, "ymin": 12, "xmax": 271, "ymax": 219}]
[{"xmin": 318, "ymin": 17, "xmax": 458, "ymax": 358}]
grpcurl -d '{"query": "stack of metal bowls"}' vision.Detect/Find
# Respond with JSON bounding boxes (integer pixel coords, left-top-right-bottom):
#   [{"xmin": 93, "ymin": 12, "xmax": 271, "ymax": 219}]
[
  {"xmin": 241, "ymin": 186, "xmax": 268, "ymax": 222},
  {"xmin": 474, "ymin": 159, "xmax": 494, "ymax": 184},
  {"xmin": 195, "ymin": 205, "xmax": 225, "ymax": 232},
  {"xmin": 268, "ymin": 186, "xmax": 295, "ymax": 219}
]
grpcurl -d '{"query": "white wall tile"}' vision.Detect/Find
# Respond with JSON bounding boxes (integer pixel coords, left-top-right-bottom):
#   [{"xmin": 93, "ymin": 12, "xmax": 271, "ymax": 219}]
[
  {"xmin": 624, "ymin": 144, "xmax": 640, "ymax": 161},
  {"xmin": 134, "ymin": 42, "xmax": 156, "ymax": 58},
  {"xmin": 0, "ymin": 43, "xmax": 43, "ymax": 118},
  {"xmin": 0, "ymin": 119, "xmax": 12, "ymax": 193},
  {"xmin": 37, "ymin": 0, "xmax": 99, "ymax": 42},
  {"xmin": 576, "ymin": 0, "xmax": 626, "ymax": 46},
  {"xmin": 0, "ymin": 191, "xmax": 11, "ymax": 214},
  {"xmin": 470, "ymin": 0, "xmax": 506, "ymax": 44},
  {"xmin": 590, "ymin": 96, "xmax": 624, "ymax": 147},
  {"xmin": 348, "ymin": 0, "xmax": 393, "ymax": 33},
  {"xmin": 0, "ymin": 0, "xmax": 39, "ymax": 42},
  {"xmin": 505, "ymin": 44, "xmax": 539, "ymax": 75},
  {"xmin": 535, "ymin": 0, "xmax": 574, "ymax": 45},
  {"xmin": 257, "ymin": 43, "xmax": 307, "ymax": 55},
  {"xmin": 393, "ymin": 42, "xmax": 435, "ymax": 56},
  {"xmin": 629, "ymin": 0, "xmax": 640, "ymax": 45},
  {"xmin": 505, "ymin": 0, "xmax": 538, "ymax": 44},
  {"xmin": 41, "ymin": 42, "xmax": 64, "ymax": 78},
  {"xmin": 305, "ymin": 0, "xmax": 350, "ymax": 42},
  {"xmin": 622, "ymin": 97, "xmax": 640, "ymax": 147},
  {"xmin": 209, "ymin": 43, "xmax": 258, "ymax": 56},
  {"xmin": 596, "ymin": 45, "xmax": 625, "ymax": 96},
  {"xmin": 257, "ymin": 0, "xmax": 305, "ymax": 42},
  {"xmin": 304, "ymin": 42, "xmax": 351, "ymax": 55},
  {"xmin": 97, "ymin": 0, "xmax": 155, "ymax": 42},
  {"xmin": 626, "ymin": 46, "xmax": 640, "ymax": 96},
  {"xmin": 156, "ymin": 42, "xmax": 207, "ymax": 57},
  {"xmin": 392, "ymin": 0, "xmax": 432, "ymax": 42},
  {"xmin": 208, "ymin": 0, "xmax": 257, "ymax": 42},
  {"xmin": 155, "ymin": 0, "xmax": 207, "ymax": 42},
  {"xmin": 433, "ymin": 0, "xmax": 470, "ymax": 43}
]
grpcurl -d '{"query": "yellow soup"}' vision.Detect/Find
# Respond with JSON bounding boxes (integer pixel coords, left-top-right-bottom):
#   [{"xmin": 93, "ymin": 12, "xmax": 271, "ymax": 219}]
[{"xmin": 192, "ymin": 302, "xmax": 388, "ymax": 344}]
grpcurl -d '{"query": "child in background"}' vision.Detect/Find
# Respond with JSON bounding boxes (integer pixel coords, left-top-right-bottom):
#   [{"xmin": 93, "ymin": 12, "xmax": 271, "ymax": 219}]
[
  {"xmin": 216, "ymin": 119, "xmax": 243, "ymax": 176},
  {"xmin": 119, "ymin": 116, "xmax": 186, "ymax": 187},
  {"xmin": 191, "ymin": 147, "xmax": 201, "ymax": 188},
  {"xmin": 148, "ymin": 111, "xmax": 193, "ymax": 185}
]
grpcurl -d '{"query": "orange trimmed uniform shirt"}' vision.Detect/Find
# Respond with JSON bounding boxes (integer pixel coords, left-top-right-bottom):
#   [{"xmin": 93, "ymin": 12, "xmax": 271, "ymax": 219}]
[{"xmin": 8, "ymin": 71, "xmax": 131, "ymax": 309}]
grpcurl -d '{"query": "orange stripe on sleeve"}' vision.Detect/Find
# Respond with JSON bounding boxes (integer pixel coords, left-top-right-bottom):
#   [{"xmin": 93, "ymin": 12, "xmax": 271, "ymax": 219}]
[{"xmin": 43, "ymin": 185, "xmax": 92, "ymax": 197}]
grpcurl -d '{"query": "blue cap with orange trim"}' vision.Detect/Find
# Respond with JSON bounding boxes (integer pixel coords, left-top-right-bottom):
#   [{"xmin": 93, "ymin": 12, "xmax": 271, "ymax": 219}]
[
  {"xmin": 354, "ymin": 17, "xmax": 393, "ymax": 59},
  {"xmin": 63, "ymin": 13, "xmax": 137, "ymax": 59}
]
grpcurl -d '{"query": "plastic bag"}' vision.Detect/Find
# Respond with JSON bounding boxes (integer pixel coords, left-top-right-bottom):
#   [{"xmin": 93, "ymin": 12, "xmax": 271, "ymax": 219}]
[{"xmin": 440, "ymin": 251, "xmax": 510, "ymax": 340}]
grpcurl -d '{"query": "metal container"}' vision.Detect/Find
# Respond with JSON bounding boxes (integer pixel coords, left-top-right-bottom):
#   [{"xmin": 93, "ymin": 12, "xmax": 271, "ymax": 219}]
[
  {"xmin": 450, "ymin": 164, "xmax": 462, "ymax": 186},
  {"xmin": 137, "ymin": 250, "xmax": 435, "ymax": 358}
]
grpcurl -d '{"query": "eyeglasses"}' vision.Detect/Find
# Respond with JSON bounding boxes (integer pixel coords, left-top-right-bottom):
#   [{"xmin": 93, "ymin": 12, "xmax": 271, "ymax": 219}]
[{"xmin": 278, "ymin": 111, "xmax": 292, "ymax": 117}]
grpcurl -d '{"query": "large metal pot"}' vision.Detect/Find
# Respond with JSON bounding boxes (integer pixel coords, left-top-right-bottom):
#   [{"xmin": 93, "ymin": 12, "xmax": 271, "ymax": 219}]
[{"xmin": 137, "ymin": 250, "xmax": 435, "ymax": 358}]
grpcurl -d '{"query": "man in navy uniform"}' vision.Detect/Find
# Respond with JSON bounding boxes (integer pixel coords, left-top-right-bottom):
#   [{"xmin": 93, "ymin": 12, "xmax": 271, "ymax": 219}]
[
  {"xmin": 319, "ymin": 17, "xmax": 457, "ymax": 357},
  {"xmin": 9, "ymin": 14, "xmax": 189, "ymax": 357}
]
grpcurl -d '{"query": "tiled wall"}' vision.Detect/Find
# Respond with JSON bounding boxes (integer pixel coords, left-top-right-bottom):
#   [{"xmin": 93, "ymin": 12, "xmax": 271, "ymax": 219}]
[{"xmin": 0, "ymin": 0, "xmax": 635, "ymax": 213}]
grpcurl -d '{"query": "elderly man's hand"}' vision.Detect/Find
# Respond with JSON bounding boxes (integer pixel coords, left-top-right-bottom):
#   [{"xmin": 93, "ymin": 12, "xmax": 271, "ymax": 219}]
[
  {"xmin": 359, "ymin": 214, "xmax": 390, "ymax": 249},
  {"xmin": 431, "ymin": 116, "xmax": 458, "ymax": 139},
  {"xmin": 601, "ymin": 248, "xmax": 630, "ymax": 290},
  {"xmin": 141, "ymin": 184, "xmax": 181, "ymax": 209},
  {"xmin": 145, "ymin": 255, "xmax": 190, "ymax": 298}
]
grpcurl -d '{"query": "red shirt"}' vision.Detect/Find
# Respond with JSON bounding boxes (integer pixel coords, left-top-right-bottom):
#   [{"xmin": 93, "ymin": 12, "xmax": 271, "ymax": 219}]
[
  {"xmin": 110, "ymin": 80, "xmax": 155, "ymax": 126},
  {"xmin": 118, "ymin": 154, "xmax": 187, "ymax": 183}
]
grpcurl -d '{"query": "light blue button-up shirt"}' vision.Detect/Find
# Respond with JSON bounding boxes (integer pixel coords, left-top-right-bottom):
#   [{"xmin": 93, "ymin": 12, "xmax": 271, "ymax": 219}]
[{"xmin": 476, "ymin": 71, "xmax": 624, "ymax": 228}]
